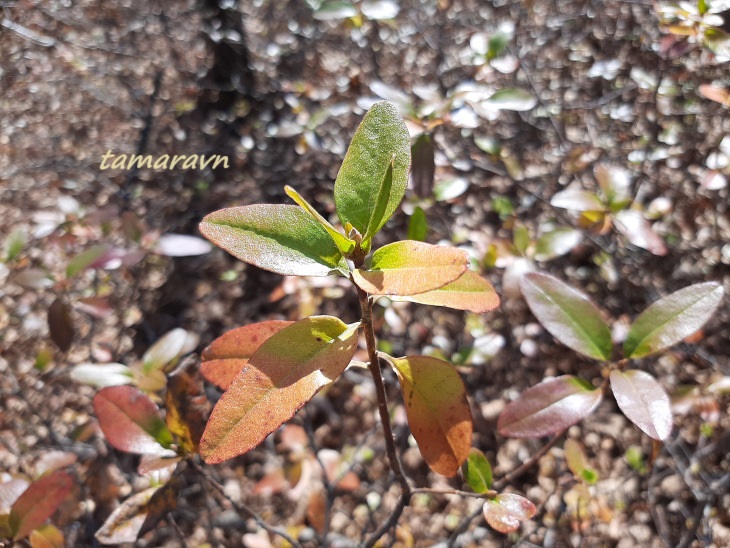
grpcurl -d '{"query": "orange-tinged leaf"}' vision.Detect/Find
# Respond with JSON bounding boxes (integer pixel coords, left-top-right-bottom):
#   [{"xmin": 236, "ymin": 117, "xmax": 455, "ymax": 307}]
[
  {"xmin": 93, "ymin": 386, "xmax": 173, "ymax": 455},
  {"xmin": 29, "ymin": 524, "xmax": 64, "ymax": 548},
  {"xmin": 165, "ymin": 372, "xmax": 210, "ymax": 453},
  {"xmin": 200, "ymin": 321, "xmax": 292, "ymax": 390},
  {"xmin": 200, "ymin": 317, "xmax": 360, "ymax": 464},
  {"xmin": 352, "ymin": 241, "xmax": 468, "ymax": 296},
  {"xmin": 699, "ymin": 84, "xmax": 730, "ymax": 106},
  {"xmin": 393, "ymin": 270, "xmax": 499, "ymax": 313},
  {"xmin": 483, "ymin": 493, "xmax": 536, "ymax": 534},
  {"xmin": 390, "ymin": 355, "xmax": 472, "ymax": 476},
  {"xmin": 9, "ymin": 470, "xmax": 73, "ymax": 541}
]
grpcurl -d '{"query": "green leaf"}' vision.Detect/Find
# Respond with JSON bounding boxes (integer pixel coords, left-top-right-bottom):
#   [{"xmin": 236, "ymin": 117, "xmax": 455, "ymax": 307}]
[
  {"xmin": 513, "ymin": 225, "xmax": 530, "ymax": 256},
  {"xmin": 392, "ymin": 270, "xmax": 500, "ymax": 313},
  {"xmin": 352, "ymin": 241, "xmax": 468, "ymax": 296},
  {"xmin": 498, "ymin": 375, "xmax": 603, "ymax": 438},
  {"xmin": 200, "ymin": 317, "xmax": 360, "ymax": 464},
  {"xmin": 334, "ymin": 101, "xmax": 411, "ymax": 238},
  {"xmin": 534, "ymin": 228, "xmax": 582, "ymax": 262},
  {"xmin": 362, "ymin": 157, "xmax": 395, "ymax": 249},
  {"xmin": 200, "ymin": 320, "xmax": 293, "ymax": 390},
  {"xmin": 550, "ymin": 189, "xmax": 606, "ymax": 212},
  {"xmin": 520, "ymin": 272, "xmax": 612, "ymax": 361},
  {"xmin": 462, "ymin": 448, "xmax": 492, "ymax": 493},
  {"xmin": 65, "ymin": 245, "xmax": 109, "ymax": 278},
  {"xmin": 484, "ymin": 88, "xmax": 537, "ymax": 111},
  {"xmin": 487, "ymin": 31, "xmax": 510, "ymax": 60},
  {"xmin": 698, "ymin": 0, "xmax": 708, "ymax": 16},
  {"xmin": 284, "ymin": 185, "xmax": 355, "ymax": 256},
  {"xmin": 624, "ymin": 282, "xmax": 724, "ymax": 358},
  {"xmin": 3, "ymin": 229, "xmax": 26, "ymax": 262},
  {"xmin": 407, "ymin": 206, "xmax": 428, "ymax": 242},
  {"xmin": 483, "ymin": 493, "xmax": 536, "ymax": 534},
  {"xmin": 8, "ymin": 470, "xmax": 73, "ymax": 541},
  {"xmin": 390, "ymin": 355, "xmax": 472, "ymax": 476},
  {"xmin": 141, "ymin": 328, "xmax": 195, "ymax": 374},
  {"xmin": 610, "ymin": 370, "xmax": 672, "ymax": 440},
  {"xmin": 564, "ymin": 439, "xmax": 598, "ymax": 485},
  {"xmin": 93, "ymin": 386, "xmax": 173, "ymax": 455},
  {"xmin": 199, "ymin": 204, "xmax": 348, "ymax": 277}
]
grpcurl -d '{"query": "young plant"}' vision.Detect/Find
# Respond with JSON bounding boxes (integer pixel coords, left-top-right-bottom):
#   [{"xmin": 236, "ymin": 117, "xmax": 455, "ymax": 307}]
[
  {"xmin": 499, "ymin": 272, "xmax": 724, "ymax": 442},
  {"xmin": 196, "ymin": 101, "xmax": 512, "ymax": 539},
  {"xmin": 550, "ymin": 164, "xmax": 668, "ymax": 255}
]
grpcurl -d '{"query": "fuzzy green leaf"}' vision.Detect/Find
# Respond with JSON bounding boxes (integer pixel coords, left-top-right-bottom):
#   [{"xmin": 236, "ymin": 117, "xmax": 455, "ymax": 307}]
[
  {"xmin": 362, "ymin": 157, "xmax": 395, "ymax": 248},
  {"xmin": 284, "ymin": 185, "xmax": 355, "ymax": 256},
  {"xmin": 352, "ymin": 241, "xmax": 468, "ymax": 296},
  {"xmin": 199, "ymin": 204, "xmax": 348, "ymax": 277},
  {"xmin": 407, "ymin": 206, "xmax": 428, "ymax": 242},
  {"xmin": 624, "ymin": 282, "xmax": 724, "ymax": 358},
  {"xmin": 520, "ymin": 272, "xmax": 612, "ymax": 361},
  {"xmin": 334, "ymin": 101, "xmax": 411, "ymax": 239},
  {"xmin": 200, "ymin": 317, "xmax": 360, "ymax": 464},
  {"xmin": 462, "ymin": 448, "xmax": 493, "ymax": 493}
]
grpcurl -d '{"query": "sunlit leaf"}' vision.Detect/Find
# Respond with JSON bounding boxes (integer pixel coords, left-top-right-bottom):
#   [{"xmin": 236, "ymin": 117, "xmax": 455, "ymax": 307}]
[
  {"xmin": 0, "ymin": 478, "xmax": 29, "ymax": 513},
  {"xmin": 93, "ymin": 386, "xmax": 173, "ymax": 455},
  {"xmin": 483, "ymin": 493, "xmax": 536, "ymax": 533},
  {"xmin": 434, "ymin": 177, "xmax": 469, "ymax": 202},
  {"xmin": 165, "ymin": 372, "xmax": 209, "ymax": 454},
  {"xmin": 411, "ymin": 134, "xmax": 435, "ymax": 198},
  {"xmin": 369, "ymin": 81, "xmax": 412, "ymax": 114},
  {"xmin": 520, "ymin": 273, "xmax": 612, "ymax": 360},
  {"xmin": 200, "ymin": 320, "xmax": 293, "ymax": 390},
  {"xmin": 534, "ymin": 228, "xmax": 582, "ymax": 262},
  {"xmin": 70, "ymin": 363, "xmax": 134, "ymax": 388},
  {"xmin": 65, "ymin": 245, "xmax": 108, "ymax": 278},
  {"xmin": 312, "ymin": 1, "xmax": 357, "ymax": 20},
  {"xmin": 624, "ymin": 282, "xmax": 724, "ymax": 358},
  {"xmin": 153, "ymin": 234, "xmax": 212, "ymax": 257},
  {"xmin": 352, "ymin": 241, "xmax": 468, "ymax": 296},
  {"xmin": 75, "ymin": 297, "xmax": 114, "ymax": 319},
  {"xmin": 498, "ymin": 375, "xmax": 603, "ymax": 438},
  {"xmin": 610, "ymin": 370, "xmax": 672, "ymax": 440},
  {"xmin": 334, "ymin": 101, "xmax": 411, "ymax": 238},
  {"xmin": 483, "ymin": 89, "xmax": 537, "ymax": 111},
  {"xmin": 407, "ymin": 206, "xmax": 428, "ymax": 242},
  {"xmin": 199, "ymin": 204, "xmax": 348, "ymax": 277},
  {"xmin": 141, "ymin": 328, "xmax": 196, "ymax": 374},
  {"xmin": 284, "ymin": 185, "xmax": 355, "ymax": 255},
  {"xmin": 94, "ymin": 487, "xmax": 158, "ymax": 544},
  {"xmin": 28, "ymin": 524, "xmax": 64, "ymax": 548},
  {"xmin": 361, "ymin": 0, "xmax": 399, "ymax": 20},
  {"xmin": 550, "ymin": 189, "xmax": 606, "ymax": 212},
  {"xmin": 363, "ymin": 157, "xmax": 395, "ymax": 247},
  {"xmin": 391, "ymin": 355, "xmax": 472, "ymax": 476},
  {"xmin": 33, "ymin": 451, "xmax": 78, "ymax": 478},
  {"xmin": 392, "ymin": 270, "xmax": 500, "ymax": 313},
  {"xmin": 513, "ymin": 225, "xmax": 530, "ymax": 256},
  {"xmin": 594, "ymin": 165, "xmax": 631, "ymax": 208},
  {"xmin": 8, "ymin": 470, "xmax": 73, "ymax": 541},
  {"xmin": 48, "ymin": 298, "xmax": 75, "ymax": 352},
  {"xmin": 13, "ymin": 269, "xmax": 53, "ymax": 290},
  {"xmin": 200, "ymin": 317, "xmax": 360, "ymax": 464},
  {"xmin": 613, "ymin": 210, "xmax": 668, "ymax": 256},
  {"xmin": 462, "ymin": 448, "xmax": 493, "ymax": 493}
]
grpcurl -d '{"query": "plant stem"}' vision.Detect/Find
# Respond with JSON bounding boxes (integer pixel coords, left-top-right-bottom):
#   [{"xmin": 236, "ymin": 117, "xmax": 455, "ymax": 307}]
[{"xmin": 356, "ymin": 284, "xmax": 412, "ymax": 546}]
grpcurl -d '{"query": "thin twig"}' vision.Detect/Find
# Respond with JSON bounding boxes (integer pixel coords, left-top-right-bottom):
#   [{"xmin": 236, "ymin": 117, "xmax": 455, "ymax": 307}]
[{"xmin": 189, "ymin": 459, "xmax": 303, "ymax": 548}]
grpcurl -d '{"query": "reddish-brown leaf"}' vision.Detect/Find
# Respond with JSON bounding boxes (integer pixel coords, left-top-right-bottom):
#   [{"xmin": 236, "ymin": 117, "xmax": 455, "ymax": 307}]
[
  {"xmin": 8, "ymin": 470, "xmax": 73, "ymax": 540},
  {"xmin": 93, "ymin": 386, "xmax": 173, "ymax": 455},
  {"xmin": 390, "ymin": 355, "xmax": 472, "ymax": 476},
  {"xmin": 483, "ymin": 493, "xmax": 536, "ymax": 533},
  {"xmin": 200, "ymin": 321, "xmax": 293, "ymax": 390},
  {"xmin": 200, "ymin": 317, "xmax": 359, "ymax": 464},
  {"xmin": 165, "ymin": 372, "xmax": 210, "ymax": 454},
  {"xmin": 48, "ymin": 298, "xmax": 74, "ymax": 352},
  {"xmin": 498, "ymin": 375, "xmax": 603, "ymax": 438}
]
